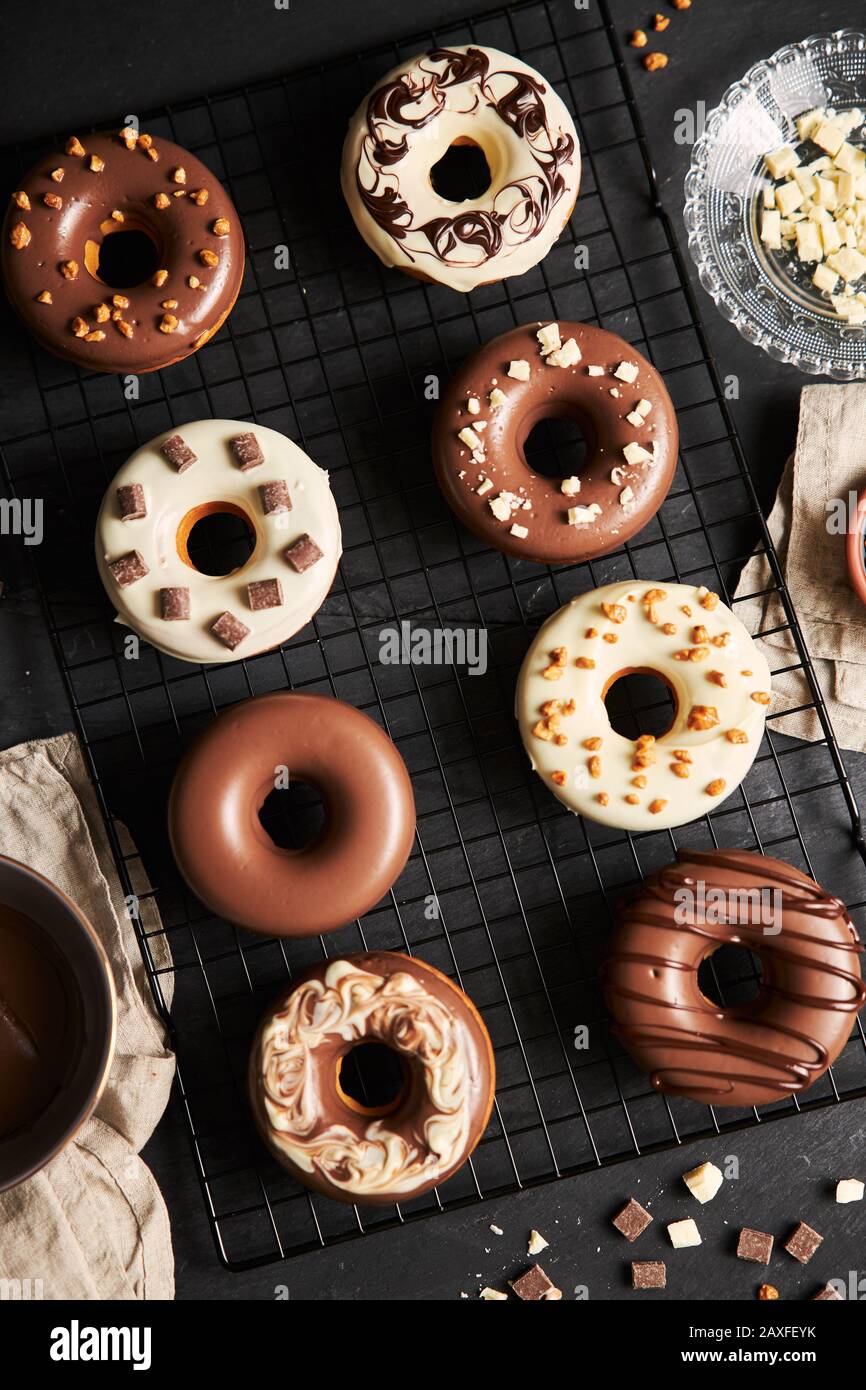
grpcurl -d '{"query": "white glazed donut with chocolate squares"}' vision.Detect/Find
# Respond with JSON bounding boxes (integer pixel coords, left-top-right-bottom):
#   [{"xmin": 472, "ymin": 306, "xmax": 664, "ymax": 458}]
[
  {"xmin": 516, "ymin": 581, "xmax": 772, "ymax": 832},
  {"xmin": 95, "ymin": 419, "xmax": 341, "ymax": 664},
  {"xmin": 340, "ymin": 45, "xmax": 580, "ymax": 292}
]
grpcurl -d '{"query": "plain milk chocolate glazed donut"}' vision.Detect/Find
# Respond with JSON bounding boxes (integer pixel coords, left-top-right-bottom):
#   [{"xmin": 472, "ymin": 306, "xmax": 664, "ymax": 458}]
[
  {"xmin": 433, "ymin": 322, "xmax": 678, "ymax": 564},
  {"xmin": 2, "ymin": 129, "xmax": 244, "ymax": 373},
  {"xmin": 603, "ymin": 850, "xmax": 865, "ymax": 1109},
  {"xmin": 249, "ymin": 951, "xmax": 496, "ymax": 1203},
  {"xmin": 168, "ymin": 692, "xmax": 416, "ymax": 938}
]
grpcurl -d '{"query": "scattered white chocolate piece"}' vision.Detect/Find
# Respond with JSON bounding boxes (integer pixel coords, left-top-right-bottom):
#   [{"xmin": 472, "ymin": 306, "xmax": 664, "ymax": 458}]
[
  {"xmin": 836, "ymin": 1178, "xmax": 864, "ymax": 1203},
  {"xmin": 488, "ymin": 388, "xmax": 506, "ymax": 408},
  {"xmin": 614, "ymin": 361, "xmax": 639, "ymax": 384},
  {"xmin": 619, "ymin": 486, "xmax": 635, "ymax": 507},
  {"xmin": 636, "ymin": 399, "xmax": 653, "ymax": 417},
  {"xmin": 479, "ymin": 1287, "xmax": 508, "ymax": 1300},
  {"xmin": 546, "ymin": 337, "xmax": 581, "ymax": 368},
  {"xmin": 626, "ymin": 411, "xmax": 644, "ymax": 427},
  {"xmin": 536, "ymin": 322, "xmax": 561, "ymax": 355},
  {"xmin": 489, "ymin": 495, "xmax": 512, "ymax": 521},
  {"xmin": 476, "ymin": 478, "xmax": 493, "ymax": 495},
  {"xmin": 458, "ymin": 426, "xmax": 481, "ymax": 450},
  {"xmin": 510, "ymin": 523, "xmax": 528, "ymax": 539},
  {"xmin": 560, "ymin": 476, "xmax": 581, "ymax": 496},
  {"xmin": 508, "ymin": 359, "xmax": 531, "ymax": 381},
  {"xmin": 682, "ymin": 1160, "xmax": 724, "ymax": 1204},
  {"xmin": 568, "ymin": 503, "xmax": 602, "ymax": 525},
  {"xmin": 609, "ymin": 387, "xmax": 620, "ymax": 398},
  {"xmin": 467, "ymin": 396, "xmax": 480, "ymax": 415},
  {"xmin": 490, "ymin": 1223, "xmax": 504, "ymax": 1235},
  {"xmin": 527, "ymin": 1229, "xmax": 549, "ymax": 1255},
  {"xmin": 668, "ymin": 1218, "xmax": 702, "ymax": 1249},
  {"xmin": 586, "ymin": 364, "xmax": 605, "ymax": 376},
  {"xmin": 623, "ymin": 441, "xmax": 652, "ymax": 466}
]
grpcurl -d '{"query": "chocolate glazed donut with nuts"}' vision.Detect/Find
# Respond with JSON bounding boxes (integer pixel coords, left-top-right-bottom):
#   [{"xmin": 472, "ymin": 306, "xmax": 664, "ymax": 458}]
[
  {"xmin": 432, "ymin": 321, "xmax": 678, "ymax": 564},
  {"xmin": 2, "ymin": 129, "xmax": 244, "ymax": 373},
  {"xmin": 602, "ymin": 849, "xmax": 865, "ymax": 1109},
  {"xmin": 168, "ymin": 692, "xmax": 417, "ymax": 938}
]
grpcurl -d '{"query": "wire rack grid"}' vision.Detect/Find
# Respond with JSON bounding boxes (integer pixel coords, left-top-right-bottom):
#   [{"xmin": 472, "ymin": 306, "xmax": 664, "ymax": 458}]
[{"xmin": 1, "ymin": 0, "xmax": 866, "ymax": 1271}]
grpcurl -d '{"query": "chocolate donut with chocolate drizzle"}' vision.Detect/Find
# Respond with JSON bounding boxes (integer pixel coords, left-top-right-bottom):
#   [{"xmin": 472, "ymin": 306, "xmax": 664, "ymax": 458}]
[{"xmin": 602, "ymin": 849, "xmax": 864, "ymax": 1109}]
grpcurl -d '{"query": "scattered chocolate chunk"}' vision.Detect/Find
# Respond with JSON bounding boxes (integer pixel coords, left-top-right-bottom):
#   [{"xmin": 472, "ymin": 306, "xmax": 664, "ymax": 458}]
[
  {"xmin": 612, "ymin": 1198, "xmax": 653, "ymax": 1242},
  {"xmin": 285, "ymin": 533, "xmax": 323, "ymax": 573},
  {"xmin": 247, "ymin": 578, "xmax": 283, "ymax": 611},
  {"xmin": 508, "ymin": 1264, "xmax": 562, "ymax": 1301},
  {"xmin": 160, "ymin": 586, "xmax": 190, "ymax": 621},
  {"xmin": 259, "ymin": 480, "xmax": 292, "ymax": 515},
  {"xmin": 737, "ymin": 1227, "xmax": 773, "ymax": 1265},
  {"xmin": 632, "ymin": 1260, "xmax": 666, "ymax": 1290},
  {"xmin": 812, "ymin": 1283, "xmax": 842, "ymax": 1301},
  {"xmin": 117, "ymin": 483, "xmax": 147, "ymax": 521},
  {"xmin": 211, "ymin": 611, "xmax": 250, "ymax": 651},
  {"xmin": 231, "ymin": 431, "xmax": 264, "ymax": 471},
  {"xmin": 784, "ymin": 1222, "xmax": 823, "ymax": 1265},
  {"xmin": 108, "ymin": 550, "xmax": 149, "ymax": 588},
  {"xmin": 160, "ymin": 434, "xmax": 197, "ymax": 472}
]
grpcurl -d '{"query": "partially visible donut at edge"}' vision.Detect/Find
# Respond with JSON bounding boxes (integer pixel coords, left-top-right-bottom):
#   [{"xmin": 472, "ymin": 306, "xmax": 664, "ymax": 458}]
[
  {"xmin": 432, "ymin": 321, "xmax": 679, "ymax": 564},
  {"xmin": 340, "ymin": 46, "xmax": 581, "ymax": 291},
  {"xmin": 2, "ymin": 128, "xmax": 244, "ymax": 373}
]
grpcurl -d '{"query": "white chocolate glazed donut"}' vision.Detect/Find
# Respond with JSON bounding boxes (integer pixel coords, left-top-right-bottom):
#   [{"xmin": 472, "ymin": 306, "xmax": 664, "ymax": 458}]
[
  {"xmin": 95, "ymin": 419, "xmax": 341, "ymax": 664},
  {"xmin": 516, "ymin": 581, "xmax": 772, "ymax": 832},
  {"xmin": 340, "ymin": 45, "xmax": 580, "ymax": 292}
]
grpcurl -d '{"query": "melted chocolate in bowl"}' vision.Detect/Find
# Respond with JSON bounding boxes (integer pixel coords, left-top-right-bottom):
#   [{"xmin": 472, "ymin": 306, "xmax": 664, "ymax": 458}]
[{"xmin": 0, "ymin": 858, "xmax": 116, "ymax": 1192}]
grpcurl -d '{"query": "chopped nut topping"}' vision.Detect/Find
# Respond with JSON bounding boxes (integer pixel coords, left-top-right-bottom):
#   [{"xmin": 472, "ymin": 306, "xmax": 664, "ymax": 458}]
[
  {"xmin": 707, "ymin": 670, "xmax": 727, "ymax": 687},
  {"xmin": 190, "ymin": 188, "xmax": 209, "ymax": 205},
  {"xmin": 653, "ymin": 12, "xmax": 670, "ymax": 29},
  {"xmin": 94, "ymin": 304, "xmax": 110, "ymax": 322},
  {"xmin": 583, "ymin": 737, "xmax": 602, "ymax": 750},
  {"xmin": 36, "ymin": 290, "xmax": 52, "ymax": 304},
  {"xmin": 681, "ymin": 604, "xmax": 692, "ymax": 617},
  {"xmin": 110, "ymin": 209, "xmax": 124, "ymax": 222},
  {"xmin": 161, "ymin": 298, "xmax": 178, "ymax": 310},
  {"xmin": 601, "ymin": 601, "xmax": 628, "ymax": 623},
  {"xmin": 533, "ymin": 720, "xmax": 554, "ymax": 742},
  {"xmin": 643, "ymin": 51, "xmax": 668, "ymax": 71},
  {"xmin": 671, "ymin": 763, "xmax": 690, "ymax": 778},
  {"xmin": 632, "ymin": 752, "xmax": 655, "ymax": 771},
  {"xmin": 691, "ymin": 625, "xmax": 709, "ymax": 644},
  {"xmin": 588, "ymin": 756, "xmax": 602, "ymax": 779},
  {"xmin": 551, "ymin": 771, "xmax": 567, "ymax": 787},
  {"xmin": 112, "ymin": 294, "xmax": 129, "ymax": 309},
  {"xmin": 137, "ymin": 133, "xmax": 153, "ymax": 149},
  {"xmin": 576, "ymin": 656, "xmax": 596, "ymax": 669},
  {"xmin": 199, "ymin": 248, "xmax": 219, "ymax": 268},
  {"xmin": 213, "ymin": 217, "xmax": 231, "ymax": 237},
  {"xmin": 84, "ymin": 329, "xmax": 105, "ymax": 342},
  {"xmin": 12, "ymin": 190, "xmax": 30, "ymax": 209},
  {"xmin": 688, "ymin": 705, "xmax": 720, "ymax": 731},
  {"xmin": 635, "ymin": 735, "xmax": 655, "ymax": 749},
  {"xmin": 726, "ymin": 729, "xmax": 748, "ymax": 744},
  {"xmin": 119, "ymin": 126, "xmax": 137, "ymax": 149},
  {"xmin": 625, "ymin": 793, "xmax": 640, "ymax": 805},
  {"xmin": 146, "ymin": 146, "xmax": 159, "ymax": 161},
  {"xmin": 70, "ymin": 316, "xmax": 88, "ymax": 337},
  {"xmin": 542, "ymin": 664, "xmax": 564, "ymax": 681},
  {"xmin": 554, "ymin": 734, "xmax": 568, "ymax": 747},
  {"xmin": 171, "ymin": 166, "xmax": 187, "ymax": 184},
  {"xmin": 706, "ymin": 779, "xmax": 726, "ymax": 797},
  {"xmin": 674, "ymin": 646, "xmax": 709, "ymax": 662},
  {"xmin": 152, "ymin": 269, "xmax": 169, "ymax": 287},
  {"xmin": 154, "ymin": 193, "xmax": 170, "ymax": 209},
  {"xmin": 661, "ymin": 622, "xmax": 677, "ymax": 635},
  {"xmin": 597, "ymin": 792, "xmax": 610, "ymax": 806},
  {"xmin": 758, "ymin": 1285, "xmax": 780, "ymax": 1302},
  {"xmin": 187, "ymin": 275, "xmax": 202, "ymax": 289},
  {"xmin": 632, "ymin": 775, "xmax": 647, "ymax": 789},
  {"xmin": 9, "ymin": 221, "xmax": 31, "ymax": 249},
  {"xmin": 603, "ymin": 633, "xmax": 618, "ymax": 644},
  {"xmin": 585, "ymin": 627, "xmax": 598, "ymax": 639},
  {"xmin": 116, "ymin": 320, "xmax": 134, "ymax": 338},
  {"xmin": 751, "ymin": 691, "xmax": 771, "ymax": 705},
  {"xmin": 630, "ymin": 29, "xmax": 648, "ymax": 47},
  {"xmin": 710, "ymin": 632, "xmax": 730, "ymax": 647},
  {"xmin": 60, "ymin": 259, "xmax": 78, "ymax": 279},
  {"xmin": 159, "ymin": 313, "xmax": 179, "ymax": 333},
  {"xmin": 672, "ymin": 0, "xmax": 690, "ymax": 7},
  {"xmin": 672, "ymin": 749, "xmax": 692, "ymax": 762},
  {"xmin": 699, "ymin": 589, "xmax": 720, "ymax": 610},
  {"xmin": 89, "ymin": 154, "xmax": 105, "ymax": 173},
  {"xmin": 741, "ymin": 669, "xmax": 752, "ymax": 677},
  {"xmin": 65, "ymin": 136, "xmax": 85, "ymax": 156},
  {"xmin": 649, "ymin": 799, "xmax": 668, "ymax": 814},
  {"xmin": 50, "ymin": 168, "xmax": 64, "ymax": 182},
  {"xmin": 43, "ymin": 192, "xmax": 62, "ymax": 209}
]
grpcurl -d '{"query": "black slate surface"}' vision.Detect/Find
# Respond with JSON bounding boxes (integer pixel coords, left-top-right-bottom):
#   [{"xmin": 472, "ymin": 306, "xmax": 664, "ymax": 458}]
[{"xmin": 0, "ymin": 0, "xmax": 865, "ymax": 1301}]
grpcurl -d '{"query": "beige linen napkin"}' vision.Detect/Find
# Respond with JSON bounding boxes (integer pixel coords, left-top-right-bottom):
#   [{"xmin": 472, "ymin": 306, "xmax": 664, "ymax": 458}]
[
  {"xmin": 734, "ymin": 384, "xmax": 866, "ymax": 752},
  {"xmin": 0, "ymin": 733, "xmax": 175, "ymax": 1299}
]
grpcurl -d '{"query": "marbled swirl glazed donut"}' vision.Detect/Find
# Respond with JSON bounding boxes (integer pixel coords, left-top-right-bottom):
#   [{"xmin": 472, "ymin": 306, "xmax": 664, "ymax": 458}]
[
  {"xmin": 341, "ymin": 46, "xmax": 580, "ymax": 291},
  {"xmin": 2, "ymin": 129, "xmax": 244, "ymax": 373},
  {"xmin": 603, "ymin": 850, "xmax": 865, "ymax": 1109},
  {"xmin": 249, "ymin": 952, "xmax": 496, "ymax": 1203},
  {"xmin": 516, "ymin": 580, "xmax": 771, "ymax": 831}
]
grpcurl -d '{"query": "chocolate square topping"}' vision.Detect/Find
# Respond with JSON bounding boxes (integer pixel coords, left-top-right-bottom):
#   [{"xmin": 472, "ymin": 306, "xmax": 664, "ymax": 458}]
[
  {"xmin": 509, "ymin": 1264, "xmax": 561, "ymax": 1301},
  {"xmin": 231, "ymin": 431, "xmax": 264, "ymax": 471},
  {"xmin": 108, "ymin": 549, "xmax": 149, "ymax": 588},
  {"xmin": 784, "ymin": 1222, "xmax": 823, "ymax": 1265},
  {"xmin": 285, "ymin": 533, "xmax": 323, "ymax": 573},
  {"xmin": 259, "ymin": 480, "xmax": 292, "ymax": 515},
  {"xmin": 211, "ymin": 611, "xmax": 251, "ymax": 651},
  {"xmin": 812, "ymin": 1283, "xmax": 842, "ymax": 1300},
  {"xmin": 631, "ymin": 1260, "xmax": 666, "ymax": 1290},
  {"xmin": 737, "ymin": 1227, "xmax": 773, "ymax": 1265},
  {"xmin": 160, "ymin": 586, "xmax": 190, "ymax": 621},
  {"xmin": 117, "ymin": 483, "xmax": 147, "ymax": 521},
  {"xmin": 160, "ymin": 433, "xmax": 197, "ymax": 472},
  {"xmin": 612, "ymin": 1197, "xmax": 653, "ymax": 1243},
  {"xmin": 247, "ymin": 577, "xmax": 283, "ymax": 611}
]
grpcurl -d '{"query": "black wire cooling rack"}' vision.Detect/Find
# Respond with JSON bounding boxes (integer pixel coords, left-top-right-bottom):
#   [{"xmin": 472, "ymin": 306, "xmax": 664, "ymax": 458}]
[{"xmin": 2, "ymin": 0, "xmax": 866, "ymax": 1272}]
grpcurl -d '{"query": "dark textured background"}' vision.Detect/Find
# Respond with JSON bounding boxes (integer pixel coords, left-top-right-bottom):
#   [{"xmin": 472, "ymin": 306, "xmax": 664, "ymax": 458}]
[{"xmin": 1, "ymin": 0, "xmax": 865, "ymax": 1301}]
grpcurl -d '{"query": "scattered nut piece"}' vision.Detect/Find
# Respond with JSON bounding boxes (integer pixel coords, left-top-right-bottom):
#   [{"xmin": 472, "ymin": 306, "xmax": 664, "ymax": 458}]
[
  {"xmin": 687, "ymin": 705, "xmax": 719, "ymax": 731},
  {"xmin": 629, "ymin": 29, "xmax": 648, "ymax": 47},
  {"xmin": 199, "ymin": 249, "xmax": 219, "ymax": 267},
  {"xmin": 9, "ymin": 221, "xmax": 31, "ymax": 249},
  {"xmin": 36, "ymin": 290, "xmax": 52, "ymax": 304},
  {"xmin": 43, "ymin": 192, "xmax": 62, "ymax": 209},
  {"xmin": 653, "ymin": 13, "xmax": 670, "ymax": 31},
  {"xmin": 758, "ymin": 1285, "xmax": 780, "ymax": 1301},
  {"xmin": 213, "ymin": 217, "xmax": 231, "ymax": 237},
  {"xmin": 159, "ymin": 313, "xmax": 179, "ymax": 334},
  {"xmin": 70, "ymin": 316, "xmax": 88, "ymax": 337},
  {"xmin": 643, "ymin": 53, "xmax": 669, "ymax": 72},
  {"xmin": 11, "ymin": 191, "xmax": 31, "ymax": 210},
  {"xmin": 65, "ymin": 136, "xmax": 86, "ymax": 156},
  {"xmin": 152, "ymin": 269, "xmax": 169, "ymax": 287},
  {"xmin": 190, "ymin": 188, "xmax": 209, "ymax": 205},
  {"xmin": 648, "ymin": 799, "xmax": 668, "ymax": 814},
  {"xmin": 89, "ymin": 154, "xmax": 105, "ymax": 173},
  {"xmin": 751, "ymin": 691, "xmax": 771, "ymax": 705},
  {"xmin": 154, "ymin": 193, "xmax": 170, "ymax": 209},
  {"xmin": 60, "ymin": 259, "xmax": 78, "ymax": 279},
  {"xmin": 50, "ymin": 168, "xmax": 64, "ymax": 182},
  {"xmin": 171, "ymin": 166, "xmax": 187, "ymax": 185},
  {"xmin": 706, "ymin": 779, "xmax": 726, "ymax": 797}
]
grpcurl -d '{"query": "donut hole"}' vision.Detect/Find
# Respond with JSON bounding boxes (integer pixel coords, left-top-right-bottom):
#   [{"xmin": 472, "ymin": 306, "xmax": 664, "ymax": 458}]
[
  {"xmin": 258, "ymin": 781, "xmax": 327, "ymax": 851},
  {"xmin": 84, "ymin": 227, "xmax": 161, "ymax": 289},
  {"xmin": 603, "ymin": 668, "xmax": 677, "ymax": 742},
  {"xmin": 337, "ymin": 1041, "xmax": 409, "ymax": 1117},
  {"xmin": 698, "ymin": 944, "xmax": 763, "ymax": 1009},
  {"xmin": 429, "ymin": 139, "xmax": 492, "ymax": 202},
  {"xmin": 521, "ymin": 411, "xmax": 593, "ymax": 480},
  {"xmin": 177, "ymin": 503, "xmax": 255, "ymax": 577}
]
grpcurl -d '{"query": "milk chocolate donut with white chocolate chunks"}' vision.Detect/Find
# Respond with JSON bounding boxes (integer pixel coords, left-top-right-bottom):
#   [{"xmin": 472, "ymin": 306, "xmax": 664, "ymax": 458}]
[
  {"xmin": 2, "ymin": 129, "xmax": 244, "ymax": 373},
  {"xmin": 249, "ymin": 951, "xmax": 496, "ymax": 1203},
  {"xmin": 603, "ymin": 849, "xmax": 865, "ymax": 1109},
  {"xmin": 432, "ymin": 322, "xmax": 678, "ymax": 564}
]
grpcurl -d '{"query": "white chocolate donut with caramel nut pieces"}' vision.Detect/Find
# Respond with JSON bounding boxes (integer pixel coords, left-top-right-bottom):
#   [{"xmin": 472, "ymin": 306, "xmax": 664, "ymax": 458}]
[{"xmin": 516, "ymin": 581, "xmax": 771, "ymax": 832}]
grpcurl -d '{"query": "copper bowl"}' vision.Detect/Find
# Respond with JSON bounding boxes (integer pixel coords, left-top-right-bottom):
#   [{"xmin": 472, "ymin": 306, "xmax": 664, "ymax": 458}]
[
  {"xmin": 846, "ymin": 489, "xmax": 866, "ymax": 609},
  {"xmin": 0, "ymin": 856, "xmax": 116, "ymax": 1193}
]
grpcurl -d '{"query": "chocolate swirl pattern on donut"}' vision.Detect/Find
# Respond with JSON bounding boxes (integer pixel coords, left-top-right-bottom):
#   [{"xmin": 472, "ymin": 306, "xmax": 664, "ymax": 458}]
[
  {"xmin": 256, "ymin": 957, "xmax": 488, "ymax": 1199},
  {"xmin": 341, "ymin": 46, "xmax": 580, "ymax": 291},
  {"xmin": 603, "ymin": 850, "xmax": 865, "ymax": 1109}
]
